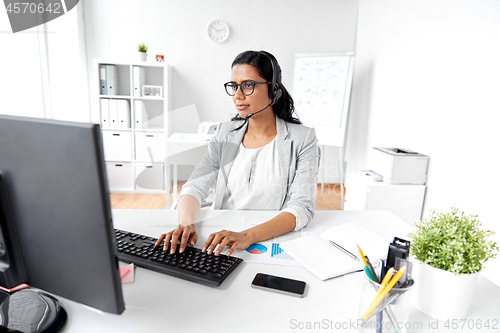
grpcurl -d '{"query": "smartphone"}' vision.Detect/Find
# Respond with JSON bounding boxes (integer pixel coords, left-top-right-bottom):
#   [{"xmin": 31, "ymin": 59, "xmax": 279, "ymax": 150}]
[{"xmin": 251, "ymin": 273, "xmax": 306, "ymax": 297}]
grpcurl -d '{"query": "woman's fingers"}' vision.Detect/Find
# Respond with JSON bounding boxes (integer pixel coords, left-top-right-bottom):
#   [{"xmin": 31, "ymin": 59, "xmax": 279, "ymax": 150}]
[
  {"xmin": 154, "ymin": 233, "xmax": 166, "ymax": 247},
  {"xmin": 179, "ymin": 226, "xmax": 196, "ymax": 253},
  {"xmin": 226, "ymin": 242, "xmax": 239, "ymax": 257},
  {"xmin": 205, "ymin": 232, "xmax": 225, "ymax": 255},
  {"xmin": 203, "ymin": 230, "xmax": 248, "ymax": 256},
  {"xmin": 215, "ymin": 237, "xmax": 234, "ymax": 256},
  {"xmin": 156, "ymin": 225, "xmax": 197, "ymax": 254}
]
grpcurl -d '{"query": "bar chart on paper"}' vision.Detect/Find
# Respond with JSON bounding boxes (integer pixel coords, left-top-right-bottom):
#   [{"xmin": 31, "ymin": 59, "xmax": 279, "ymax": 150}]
[{"xmin": 271, "ymin": 243, "xmax": 293, "ymax": 260}]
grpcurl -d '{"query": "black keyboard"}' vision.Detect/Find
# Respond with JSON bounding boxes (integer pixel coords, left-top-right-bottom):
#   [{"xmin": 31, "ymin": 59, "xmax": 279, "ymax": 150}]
[{"xmin": 114, "ymin": 229, "xmax": 243, "ymax": 287}]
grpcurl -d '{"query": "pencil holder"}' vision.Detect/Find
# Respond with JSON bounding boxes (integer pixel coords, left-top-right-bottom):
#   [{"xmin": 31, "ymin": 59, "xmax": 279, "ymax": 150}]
[{"xmin": 358, "ymin": 273, "xmax": 414, "ymax": 333}]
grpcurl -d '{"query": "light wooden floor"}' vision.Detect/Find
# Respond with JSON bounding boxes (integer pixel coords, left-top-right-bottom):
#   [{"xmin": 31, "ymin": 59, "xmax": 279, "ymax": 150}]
[{"xmin": 110, "ymin": 183, "xmax": 345, "ymax": 210}]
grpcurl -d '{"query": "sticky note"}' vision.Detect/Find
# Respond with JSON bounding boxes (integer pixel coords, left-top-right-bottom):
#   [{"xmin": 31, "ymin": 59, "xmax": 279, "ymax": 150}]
[{"xmin": 120, "ymin": 263, "xmax": 135, "ymax": 284}]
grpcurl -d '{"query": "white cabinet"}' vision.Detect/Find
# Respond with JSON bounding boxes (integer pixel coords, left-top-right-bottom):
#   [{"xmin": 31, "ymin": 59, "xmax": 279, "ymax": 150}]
[
  {"xmin": 93, "ymin": 59, "xmax": 172, "ymax": 193},
  {"xmin": 105, "ymin": 162, "xmax": 134, "ymax": 191},
  {"xmin": 135, "ymin": 163, "xmax": 164, "ymax": 191},
  {"xmin": 102, "ymin": 131, "xmax": 133, "ymax": 161},
  {"xmin": 135, "ymin": 132, "xmax": 165, "ymax": 162}
]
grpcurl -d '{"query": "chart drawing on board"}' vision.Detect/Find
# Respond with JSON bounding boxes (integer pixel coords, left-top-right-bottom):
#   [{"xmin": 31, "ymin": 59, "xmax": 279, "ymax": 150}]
[
  {"xmin": 294, "ymin": 56, "xmax": 350, "ymax": 128},
  {"xmin": 293, "ymin": 53, "xmax": 354, "ymax": 147}
]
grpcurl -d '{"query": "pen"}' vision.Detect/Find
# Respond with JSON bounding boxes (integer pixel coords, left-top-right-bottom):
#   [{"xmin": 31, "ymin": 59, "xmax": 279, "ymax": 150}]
[
  {"xmin": 365, "ymin": 256, "xmax": 380, "ymax": 283},
  {"xmin": 362, "ymin": 266, "xmax": 407, "ymax": 320},
  {"xmin": 329, "ymin": 240, "xmax": 359, "ymax": 261},
  {"xmin": 375, "ymin": 263, "xmax": 387, "ymax": 333},
  {"xmin": 357, "ymin": 244, "xmax": 374, "ymax": 281}
]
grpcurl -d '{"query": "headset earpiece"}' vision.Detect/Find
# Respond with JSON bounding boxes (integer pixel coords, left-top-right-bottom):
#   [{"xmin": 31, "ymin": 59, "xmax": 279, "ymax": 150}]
[
  {"xmin": 261, "ymin": 51, "xmax": 282, "ymax": 104},
  {"xmin": 273, "ymin": 88, "xmax": 282, "ymax": 103}
]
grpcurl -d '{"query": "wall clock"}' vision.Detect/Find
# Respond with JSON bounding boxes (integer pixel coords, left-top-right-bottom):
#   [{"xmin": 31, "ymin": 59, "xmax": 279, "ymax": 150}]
[{"xmin": 207, "ymin": 19, "xmax": 230, "ymax": 43}]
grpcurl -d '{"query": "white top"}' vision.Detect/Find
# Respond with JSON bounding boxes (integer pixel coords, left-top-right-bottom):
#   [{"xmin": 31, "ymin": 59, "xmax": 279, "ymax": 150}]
[{"xmin": 221, "ymin": 138, "xmax": 282, "ymax": 210}]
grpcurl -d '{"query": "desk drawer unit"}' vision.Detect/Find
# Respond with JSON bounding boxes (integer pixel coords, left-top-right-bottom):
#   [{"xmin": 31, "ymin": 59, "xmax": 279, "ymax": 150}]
[
  {"xmin": 102, "ymin": 131, "xmax": 133, "ymax": 161},
  {"xmin": 135, "ymin": 132, "xmax": 165, "ymax": 162},
  {"xmin": 105, "ymin": 162, "xmax": 134, "ymax": 191},
  {"xmin": 135, "ymin": 162, "xmax": 164, "ymax": 191}
]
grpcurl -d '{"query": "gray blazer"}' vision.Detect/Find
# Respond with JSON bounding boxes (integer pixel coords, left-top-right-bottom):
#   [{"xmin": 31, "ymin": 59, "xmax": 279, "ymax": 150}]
[{"xmin": 179, "ymin": 115, "xmax": 319, "ymax": 230}]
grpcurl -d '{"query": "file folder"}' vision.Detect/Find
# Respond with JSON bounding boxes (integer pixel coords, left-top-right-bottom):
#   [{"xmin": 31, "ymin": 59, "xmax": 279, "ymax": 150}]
[
  {"xmin": 133, "ymin": 66, "xmax": 146, "ymax": 97},
  {"xmin": 109, "ymin": 99, "xmax": 119, "ymax": 128},
  {"xmin": 106, "ymin": 65, "xmax": 118, "ymax": 96},
  {"xmin": 117, "ymin": 100, "xmax": 131, "ymax": 129},
  {"xmin": 134, "ymin": 100, "xmax": 148, "ymax": 129},
  {"xmin": 100, "ymin": 98, "xmax": 110, "ymax": 128},
  {"xmin": 99, "ymin": 64, "xmax": 107, "ymax": 95}
]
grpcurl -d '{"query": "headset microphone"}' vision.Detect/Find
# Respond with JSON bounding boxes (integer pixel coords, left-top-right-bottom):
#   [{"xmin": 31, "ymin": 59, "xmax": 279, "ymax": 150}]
[{"xmin": 244, "ymin": 88, "xmax": 282, "ymax": 120}]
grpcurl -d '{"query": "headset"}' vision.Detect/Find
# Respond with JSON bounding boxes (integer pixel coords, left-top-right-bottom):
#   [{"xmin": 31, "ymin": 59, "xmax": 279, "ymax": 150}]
[
  {"xmin": 231, "ymin": 51, "xmax": 284, "ymax": 131},
  {"xmin": 241, "ymin": 52, "xmax": 282, "ymax": 120},
  {"xmin": 262, "ymin": 51, "xmax": 283, "ymax": 105}
]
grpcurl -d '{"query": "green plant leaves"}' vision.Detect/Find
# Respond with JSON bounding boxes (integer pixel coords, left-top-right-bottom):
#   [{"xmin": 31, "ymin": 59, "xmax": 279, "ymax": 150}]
[
  {"xmin": 137, "ymin": 44, "xmax": 148, "ymax": 52},
  {"xmin": 409, "ymin": 207, "xmax": 499, "ymax": 274}
]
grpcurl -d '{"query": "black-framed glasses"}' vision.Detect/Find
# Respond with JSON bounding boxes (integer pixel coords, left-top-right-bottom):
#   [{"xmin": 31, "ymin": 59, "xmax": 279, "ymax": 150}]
[{"xmin": 224, "ymin": 80, "xmax": 271, "ymax": 96}]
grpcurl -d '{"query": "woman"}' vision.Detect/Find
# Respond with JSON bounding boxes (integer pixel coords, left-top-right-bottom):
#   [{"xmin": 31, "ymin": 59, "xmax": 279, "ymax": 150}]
[{"xmin": 156, "ymin": 50, "xmax": 319, "ymax": 257}]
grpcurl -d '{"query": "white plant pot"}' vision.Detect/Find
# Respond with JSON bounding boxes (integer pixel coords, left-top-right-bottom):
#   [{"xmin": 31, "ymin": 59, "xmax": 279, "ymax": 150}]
[
  {"xmin": 139, "ymin": 52, "xmax": 148, "ymax": 62},
  {"xmin": 412, "ymin": 259, "xmax": 481, "ymax": 321}
]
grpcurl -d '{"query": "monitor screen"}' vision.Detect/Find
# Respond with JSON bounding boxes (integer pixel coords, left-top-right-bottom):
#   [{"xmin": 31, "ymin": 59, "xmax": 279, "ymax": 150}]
[{"xmin": 0, "ymin": 115, "xmax": 125, "ymax": 314}]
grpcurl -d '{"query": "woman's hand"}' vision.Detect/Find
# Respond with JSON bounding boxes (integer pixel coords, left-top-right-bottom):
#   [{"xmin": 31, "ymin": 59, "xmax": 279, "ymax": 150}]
[
  {"xmin": 202, "ymin": 230, "xmax": 254, "ymax": 257},
  {"xmin": 155, "ymin": 224, "xmax": 198, "ymax": 254}
]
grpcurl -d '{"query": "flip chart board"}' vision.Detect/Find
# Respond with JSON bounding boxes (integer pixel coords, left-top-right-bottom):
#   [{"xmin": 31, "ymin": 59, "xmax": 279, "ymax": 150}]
[{"xmin": 293, "ymin": 53, "xmax": 355, "ymax": 147}]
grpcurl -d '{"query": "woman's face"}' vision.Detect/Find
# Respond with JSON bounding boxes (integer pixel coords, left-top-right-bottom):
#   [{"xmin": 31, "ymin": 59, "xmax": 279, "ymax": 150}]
[{"xmin": 230, "ymin": 64, "xmax": 272, "ymax": 118}]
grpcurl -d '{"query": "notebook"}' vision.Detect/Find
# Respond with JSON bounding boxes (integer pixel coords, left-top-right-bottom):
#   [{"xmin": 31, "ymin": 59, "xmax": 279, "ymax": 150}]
[{"xmin": 280, "ymin": 222, "xmax": 389, "ymax": 280}]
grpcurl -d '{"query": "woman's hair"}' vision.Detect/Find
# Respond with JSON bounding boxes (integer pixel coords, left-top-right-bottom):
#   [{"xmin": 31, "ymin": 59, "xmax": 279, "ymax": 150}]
[{"xmin": 230, "ymin": 50, "xmax": 301, "ymax": 124}]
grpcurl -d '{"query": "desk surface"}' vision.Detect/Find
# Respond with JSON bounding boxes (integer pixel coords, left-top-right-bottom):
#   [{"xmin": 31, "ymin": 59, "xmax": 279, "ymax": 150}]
[{"xmin": 62, "ymin": 210, "xmax": 500, "ymax": 333}]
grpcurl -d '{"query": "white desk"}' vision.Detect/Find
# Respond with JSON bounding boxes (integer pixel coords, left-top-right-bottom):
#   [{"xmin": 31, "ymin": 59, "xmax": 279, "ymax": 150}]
[
  {"xmin": 165, "ymin": 133, "xmax": 212, "ymax": 207},
  {"xmin": 61, "ymin": 210, "xmax": 500, "ymax": 332}
]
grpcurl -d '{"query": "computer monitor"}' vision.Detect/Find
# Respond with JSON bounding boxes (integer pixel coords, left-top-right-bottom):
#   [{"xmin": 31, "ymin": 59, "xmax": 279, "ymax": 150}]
[{"xmin": 0, "ymin": 115, "xmax": 125, "ymax": 315}]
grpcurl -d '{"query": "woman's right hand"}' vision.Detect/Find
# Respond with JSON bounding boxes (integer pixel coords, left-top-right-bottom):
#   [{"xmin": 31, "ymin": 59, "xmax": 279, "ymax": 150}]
[{"xmin": 155, "ymin": 224, "xmax": 198, "ymax": 254}]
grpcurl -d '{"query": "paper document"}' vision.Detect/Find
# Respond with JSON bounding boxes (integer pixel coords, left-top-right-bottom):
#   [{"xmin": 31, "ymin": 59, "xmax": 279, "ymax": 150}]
[
  {"xmin": 280, "ymin": 222, "xmax": 389, "ymax": 280},
  {"xmin": 232, "ymin": 219, "xmax": 304, "ymax": 267}
]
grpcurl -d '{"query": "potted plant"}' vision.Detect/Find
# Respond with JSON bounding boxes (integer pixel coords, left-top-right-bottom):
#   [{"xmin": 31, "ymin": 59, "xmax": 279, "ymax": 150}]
[
  {"xmin": 137, "ymin": 43, "xmax": 148, "ymax": 61},
  {"xmin": 409, "ymin": 207, "xmax": 498, "ymax": 321}
]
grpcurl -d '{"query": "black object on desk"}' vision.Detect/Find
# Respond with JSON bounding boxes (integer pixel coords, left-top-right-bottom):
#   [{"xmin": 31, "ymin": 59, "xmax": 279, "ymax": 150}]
[
  {"xmin": 115, "ymin": 229, "xmax": 243, "ymax": 287},
  {"xmin": 386, "ymin": 237, "xmax": 410, "ymax": 270},
  {"xmin": 0, "ymin": 288, "xmax": 67, "ymax": 333}
]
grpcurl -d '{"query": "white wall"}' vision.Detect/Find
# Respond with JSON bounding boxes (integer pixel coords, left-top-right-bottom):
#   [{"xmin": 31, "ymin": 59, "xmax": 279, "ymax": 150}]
[
  {"xmin": 82, "ymin": 0, "xmax": 359, "ymax": 181},
  {"xmin": 350, "ymin": 0, "xmax": 500, "ymax": 285},
  {"xmin": 0, "ymin": 10, "xmax": 45, "ymax": 118},
  {"xmin": 0, "ymin": 3, "xmax": 90, "ymax": 123}
]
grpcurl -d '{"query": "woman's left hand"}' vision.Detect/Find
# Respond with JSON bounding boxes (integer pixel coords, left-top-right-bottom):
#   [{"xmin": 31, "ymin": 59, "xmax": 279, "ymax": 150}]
[{"xmin": 202, "ymin": 230, "xmax": 253, "ymax": 257}]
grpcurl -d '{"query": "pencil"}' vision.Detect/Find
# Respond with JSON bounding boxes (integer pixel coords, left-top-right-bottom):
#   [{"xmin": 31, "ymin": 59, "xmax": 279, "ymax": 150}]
[
  {"xmin": 357, "ymin": 244, "xmax": 368, "ymax": 266},
  {"xmin": 367, "ymin": 268, "xmax": 394, "ymax": 310},
  {"xmin": 362, "ymin": 266, "xmax": 406, "ymax": 320}
]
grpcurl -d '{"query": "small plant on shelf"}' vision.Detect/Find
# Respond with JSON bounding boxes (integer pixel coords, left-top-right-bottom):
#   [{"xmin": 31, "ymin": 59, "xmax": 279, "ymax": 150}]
[{"xmin": 137, "ymin": 43, "xmax": 148, "ymax": 53}]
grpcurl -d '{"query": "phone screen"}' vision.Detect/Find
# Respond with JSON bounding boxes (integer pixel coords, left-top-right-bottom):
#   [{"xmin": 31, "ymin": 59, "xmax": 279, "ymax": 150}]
[{"xmin": 251, "ymin": 273, "xmax": 306, "ymax": 297}]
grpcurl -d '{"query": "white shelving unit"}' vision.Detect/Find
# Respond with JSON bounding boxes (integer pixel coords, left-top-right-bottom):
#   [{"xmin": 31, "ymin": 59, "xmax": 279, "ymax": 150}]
[{"xmin": 92, "ymin": 59, "xmax": 172, "ymax": 193}]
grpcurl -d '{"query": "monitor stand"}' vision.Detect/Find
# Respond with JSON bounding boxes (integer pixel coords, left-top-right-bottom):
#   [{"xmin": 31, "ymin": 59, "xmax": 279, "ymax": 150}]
[{"xmin": 0, "ymin": 287, "xmax": 67, "ymax": 332}]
